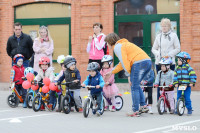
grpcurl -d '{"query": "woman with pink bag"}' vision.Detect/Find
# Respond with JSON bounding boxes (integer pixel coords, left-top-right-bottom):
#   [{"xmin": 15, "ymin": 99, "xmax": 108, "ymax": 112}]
[{"xmin": 100, "ymin": 55, "xmax": 119, "ymax": 112}]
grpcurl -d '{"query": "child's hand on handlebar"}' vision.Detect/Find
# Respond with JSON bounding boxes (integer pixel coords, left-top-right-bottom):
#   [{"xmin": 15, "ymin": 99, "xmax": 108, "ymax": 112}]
[
  {"xmin": 189, "ymin": 84, "xmax": 193, "ymax": 87},
  {"xmin": 73, "ymin": 80, "xmax": 79, "ymax": 83},
  {"xmin": 154, "ymin": 84, "xmax": 159, "ymax": 88},
  {"xmin": 81, "ymin": 84, "xmax": 85, "ymax": 87},
  {"xmin": 169, "ymin": 84, "xmax": 173, "ymax": 88},
  {"xmin": 105, "ymin": 82, "xmax": 109, "ymax": 86},
  {"xmin": 96, "ymin": 85, "xmax": 100, "ymax": 89}
]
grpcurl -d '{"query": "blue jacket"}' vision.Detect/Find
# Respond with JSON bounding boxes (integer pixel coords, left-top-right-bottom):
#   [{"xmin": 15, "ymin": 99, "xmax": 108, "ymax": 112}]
[
  {"xmin": 142, "ymin": 69, "xmax": 154, "ymax": 86},
  {"xmin": 83, "ymin": 71, "xmax": 105, "ymax": 94},
  {"xmin": 173, "ymin": 64, "xmax": 197, "ymax": 85}
]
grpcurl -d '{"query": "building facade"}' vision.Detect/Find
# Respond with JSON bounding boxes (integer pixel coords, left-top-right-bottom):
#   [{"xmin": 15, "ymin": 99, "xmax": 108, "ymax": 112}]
[{"xmin": 0, "ymin": 0, "xmax": 199, "ymax": 90}]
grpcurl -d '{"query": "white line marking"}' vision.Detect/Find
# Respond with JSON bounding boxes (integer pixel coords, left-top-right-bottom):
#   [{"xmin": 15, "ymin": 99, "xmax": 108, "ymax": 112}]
[
  {"xmin": 9, "ymin": 118, "xmax": 22, "ymax": 123},
  {"xmin": 0, "ymin": 110, "xmax": 12, "ymax": 113},
  {"xmin": 0, "ymin": 113, "xmax": 55, "ymax": 122},
  {"xmin": 134, "ymin": 119, "xmax": 200, "ymax": 133}
]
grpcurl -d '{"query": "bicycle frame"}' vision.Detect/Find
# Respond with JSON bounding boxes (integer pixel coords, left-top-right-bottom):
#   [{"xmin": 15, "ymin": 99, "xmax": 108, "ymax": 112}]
[
  {"xmin": 10, "ymin": 82, "xmax": 23, "ymax": 103},
  {"xmin": 158, "ymin": 86, "xmax": 171, "ymax": 109}
]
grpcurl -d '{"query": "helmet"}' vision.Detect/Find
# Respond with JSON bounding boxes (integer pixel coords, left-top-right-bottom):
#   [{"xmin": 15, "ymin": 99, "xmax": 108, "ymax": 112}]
[
  {"xmin": 176, "ymin": 52, "xmax": 191, "ymax": 64},
  {"xmin": 39, "ymin": 56, "xmax": 50, "ymax": 65},
  {"xmin": 159, "ymin": 57, "xmax": 173, "ymax": 65},
  {"xmin": 64, "ymin": 55, "xmax": 76, "ymax": 68},
  {"xmin": 13, "ymin": 54, "xmax": 24, "ymax": 63},
  {"xmin": 24, "ymin": 67, "xmax": 34, "ymax": 77},
  {"xmin": 57, "ymin": 55, "xmax": 65, "ymax": 64},
  {"xmin": 101, "ymin": 55, "xmax": 113, "ymax": 65},
  {"xmin": 87, "ymin": 62, "xmax": 100, "ymax": 71}
]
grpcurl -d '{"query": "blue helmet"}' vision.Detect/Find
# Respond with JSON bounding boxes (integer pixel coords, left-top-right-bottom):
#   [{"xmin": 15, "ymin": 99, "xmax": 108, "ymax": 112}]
[
  {"xmin": 24, "ymin": 67, "xmax": 34, "ymax": 77},
  {"xmin": 176, "ymin": 52, "xmax": 191, "ymax": 64}
]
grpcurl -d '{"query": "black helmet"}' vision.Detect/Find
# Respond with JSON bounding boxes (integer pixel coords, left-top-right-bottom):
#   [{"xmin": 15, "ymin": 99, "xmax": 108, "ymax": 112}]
[
  {"xmin": 64, "ymin": 55, "xmax": 76, "ymax": 68},
  {"xmin": 87, "ymin": 62, "xmax": 100, "ymax": 71}
]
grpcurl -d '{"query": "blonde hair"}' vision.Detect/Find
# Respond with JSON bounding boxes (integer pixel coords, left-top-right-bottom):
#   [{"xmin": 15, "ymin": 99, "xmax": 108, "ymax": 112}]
[
  {"xmin": 38, "ymin": 25, "xmax": 53, "ymax": 43},
  {"xmin": 104, "ymin": 33, "xmax": 120, "ymax": 46},
  {"xmin": 160, "ymin": 18, "xmax": 171, "ymax": 28}
]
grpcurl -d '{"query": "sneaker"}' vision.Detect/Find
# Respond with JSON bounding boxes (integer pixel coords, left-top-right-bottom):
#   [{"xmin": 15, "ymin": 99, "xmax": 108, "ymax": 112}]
[
  {"xmin": 92, "ymin": 109, "xmax": 96, "ymax": 115},
  {"xmin": 170, "ymin": 109, "xmax": 174, "ymax": 114},
  {"xmin": 174, "ymin": 110, "xmax": 177, "ymax": 114},
  {"xmin": 47, "ymin": 104, "xmax": 53, "ymax": 110},
  {"xmin": 78, "ymin": 108, "xmax": 83, "ymax": 113},
  {"xmin": 104, "ymin": 106, "xmax": 109, "ymax": 111},
  {"xmin": 23, "ymin": 101, "xmax": 27, "ymax": 108},
  {"xmin": 140, "ymin": 105, "xmax": 149, "ymax": 113},
  {"xmin": 110, "ymin": 106, "xmax": 116, "ymax": 112},
  {"xmin": 56, "ymin": 107, "xmax": 61, "ymax": 112},
  {"xmin": 96, "ymin": 110, "xmax": 101, "ymax": 116},
  {"xmin": 187, "ymin": 109, "xmax": 192, "ymax": 116},
  {"xmin": 148, "ymin": 107, "xmax": 153, "ymax": 114},
  {"xmin": 71, "ymin": 107, "xmax": 74, "ymax": 112},
  {"xmin": 126, "ymin": 110, "xmax": 140, "ymax": 117},
  {"xmin": 40, "ymin": 104, "xmax": 45, "ymax": 111}
]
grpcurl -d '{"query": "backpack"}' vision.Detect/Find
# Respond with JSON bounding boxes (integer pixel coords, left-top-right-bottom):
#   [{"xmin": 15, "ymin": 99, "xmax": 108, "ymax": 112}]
[{"xmin": 98, "ymin": 35, "xmax": 109, "ymax": 55}]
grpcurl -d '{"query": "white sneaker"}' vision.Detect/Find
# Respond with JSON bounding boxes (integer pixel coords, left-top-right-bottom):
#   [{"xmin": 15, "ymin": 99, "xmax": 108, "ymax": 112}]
[{"xmin": 148, "ymin": 106, "xmax": 153, "ymax": 114}]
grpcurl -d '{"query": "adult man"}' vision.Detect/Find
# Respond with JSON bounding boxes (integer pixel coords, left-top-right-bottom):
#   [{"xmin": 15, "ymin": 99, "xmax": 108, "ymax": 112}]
[{"xmin": 6, "ymin": 22, "xmax": 33, "ymax": 67}]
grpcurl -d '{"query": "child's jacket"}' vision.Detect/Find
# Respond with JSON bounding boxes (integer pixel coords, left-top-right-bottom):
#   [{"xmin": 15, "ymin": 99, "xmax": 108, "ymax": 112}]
[
  {"xmin": 155, "ymin": 69, "xmax": 174, "ymax": 91},
  {"xmin": 35, "ymin": 67, "xmax": 55, "ymax": 82},
  {"xmin": 141, "ymin": 69, "xmax": 154, "ymax": 86},
  {"xmin": 83, "ymin": 71, "xmax": 105, "ymax": 94},
  {"xmin": 100, "ymin": 68, "xmax": 119, "ymax": 98},
  {"xmin": 58, "ymin": 68, "xmax": 81, "ymax": 89},
  {"xmin": 173, "ymin": 64, "xmax": 197, "ymax": 85},
  {"xmin": 12, "ymin": 65, "xmax": 25, "ymax": 85}
]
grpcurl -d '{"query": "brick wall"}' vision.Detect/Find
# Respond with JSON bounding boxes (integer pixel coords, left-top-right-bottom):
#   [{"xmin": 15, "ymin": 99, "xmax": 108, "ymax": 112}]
[{"xmin": 180, "ymin": 0, "xmax": 200, "ymax": 90}]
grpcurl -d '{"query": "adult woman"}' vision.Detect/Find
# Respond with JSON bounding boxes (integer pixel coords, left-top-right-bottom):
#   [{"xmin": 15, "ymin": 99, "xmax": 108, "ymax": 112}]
[
  {"xmin": 152, "ymin": 18, "xmax": 180, "ymax": 100},
  {"xmin": 33, "ymin": 26, "xmax": 54, "ymax": 73},
  {"xmin": 87, "ymin": 23, "xmax": 106, "ymax": 69},
  {"xmin": 105, "ymin": 33, "xmax": 151, "ymax": 117}
]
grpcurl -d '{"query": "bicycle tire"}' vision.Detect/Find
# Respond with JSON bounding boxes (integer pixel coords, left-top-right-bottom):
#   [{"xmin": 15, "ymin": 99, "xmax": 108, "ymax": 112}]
[
  {"xmin": 32, "ymin": 95, "xmax": 41, "ymax": 112},
  {"xmin": 115, "ymin": 96, "xmax": 123, "ymax": 111},
  {"xmin": 26, "ymin": 92, "xmax": 34, "ymax": 108},
  {"xmin": 62, "ymin": 95, "xmax": 71, "ymax": 114},
  {"xmin": 157, "ymin": 97, "xmax": 165, "ymax": 115},
  {"xmin": 83, "ymin": 98, "xmax": 90, "ymax": 118},
  {"xmin": 177, "ymin": 98, "xmax": 185, "ymax": 116},
  {"xmin": 7, "ymin": 94, "xmax": 19, "ymax": 108}
]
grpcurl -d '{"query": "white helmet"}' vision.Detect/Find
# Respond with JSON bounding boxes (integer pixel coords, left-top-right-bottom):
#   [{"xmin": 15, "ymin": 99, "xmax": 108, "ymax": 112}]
[
  {"xmin": 57, "ymin": 55, "xmax": 65, "ymax": 64},
  {"xmin": 101, "ymin": 55, "xmax": 113, "ymax": 65}
]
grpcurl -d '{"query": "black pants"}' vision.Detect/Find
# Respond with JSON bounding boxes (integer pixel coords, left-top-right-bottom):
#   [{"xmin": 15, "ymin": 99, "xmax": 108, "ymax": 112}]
[
  {"xmin": 155, "ymin": 64, "xmax": 175, "ymax": 101},
  {"xmin": 92, "ymin": 92, "xmax": 103, "ymax": 111},
  {"xmin": 89, "ymin": 59, "xmax": 102, "ymax": 70},
  {"xmin": 144, "ymin": 87, "xmax": 153, "ymax": 104},
  {"xmin": 15, "ymin": 84, "xmax": 27, "ymax": 101}
]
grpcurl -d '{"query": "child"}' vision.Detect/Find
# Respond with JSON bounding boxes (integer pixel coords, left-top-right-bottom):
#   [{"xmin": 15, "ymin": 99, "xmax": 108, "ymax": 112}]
[
  {"xmin": 154, "ymin": 57, "xmax": 175, "ymax": 114},
  {"xmin": 82, "ymin": 62, "xmax": 105, "ymax": 116},
  {"xmin": 140, "ymin": 68, "xmax": 154, "ymax": 114},
  {"xmin": 173, "ymin": 52, "xmax": 196, "ymax": 115},
  {"xmin": 34, "ymin": 56, "xmax": 55, "ymax": 110},
  {"xmin": 10, "ymin": 54, "xmax": 26, "ymax": 108},
  {"xmin": 57, "ymin": 55, "xmax": 83, "ymax": 112},
  {"xmin": 100, "ymin": 55, "xmax": 119, "ymax": 112},
  {"xmin": 55, "ymin": 55, "xmax": 67, "ymax": 112}
]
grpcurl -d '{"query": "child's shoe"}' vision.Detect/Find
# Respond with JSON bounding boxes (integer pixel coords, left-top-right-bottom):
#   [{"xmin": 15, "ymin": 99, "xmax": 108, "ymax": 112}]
[
  {"xmin": 104, "ymin": 106, "xmax": 109, "ymax": 111},
  {"xmin": 126, "ymin": 110, "xmax": 140, "ymax": 117},
  {"xmin": 56, "ymin": 107, "xmax": 61, "ymax": 112},
  {"xmin": 170, "ymin": 109, "xmax": 174, "ymax": 114},
  {"xmin": 78, "ymin": 108, "xmax": 83, "ymax": 113},
  {"xmin": 110, "ymin": 106, "xmax": 116, "ymax": 112},
  {"xmin": 23, "ymin": 101, "xmax": 27, "ymax": 108},
  {"xmin": 92, "ymin": 109, "xmax": 96, "ymax": 115},
  {"xmin": 187, "ymin": 109, "xmax": 192, "ymax": 116},
  {"xmin": 96, "ymin": 110, "xmax": 101, "ymax": 116},
  {"xmin": 71, "ymin": 107, "xmax": 74, "ymax": 112},
  {"xmin": 47, "ymin": 104, "xmax": 53, "ymax": 110},
  {"xmin": 148, "ymin": 106, "xmax": 153, "ymax": 114},
  {"xmin": 40, "ymin": 104, "xmax": 45, "ymax": 111}
]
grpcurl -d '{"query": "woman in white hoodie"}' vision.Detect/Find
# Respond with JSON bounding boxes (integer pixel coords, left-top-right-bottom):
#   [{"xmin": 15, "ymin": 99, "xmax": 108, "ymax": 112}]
[{"xmin": 152, "ymin": 18, "xmax": 180, "ymax": 100}]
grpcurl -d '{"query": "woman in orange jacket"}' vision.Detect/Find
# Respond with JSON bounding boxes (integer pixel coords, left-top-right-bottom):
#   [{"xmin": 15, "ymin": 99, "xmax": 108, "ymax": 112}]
[{"xmin": 105, "ymin": 33, "xmax": 152, "ymax": 117}]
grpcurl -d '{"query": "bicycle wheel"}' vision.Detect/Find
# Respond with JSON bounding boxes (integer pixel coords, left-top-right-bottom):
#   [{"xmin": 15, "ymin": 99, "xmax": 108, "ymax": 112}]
[
  {"xmin": 83, "ymin": 98, "xmax": 91, "ymax": 118},
  {"xmin": 157, "ymin": 97, "xmax": 165, "ymax": 115},
  {"xmin": 62, "ymin": 95, "xmax": 71, "ymax": 114},
  {"xmin": 177, "ymin": 98, "xmax": 185, "ymax": 116},
  {"xmin": 32, "ymin": 95, "xmax": 41, "ymax": 112},
  {"xmin": 26, "ymin": 92, "xmax": 34, "ymax": 108},
  {"xmin": 115, "ymin": 96, "xmax": 123, "ymax": 111},
  {"xmin": 7, "ymin": 94, "xmax": 19, "ymax": 108}
]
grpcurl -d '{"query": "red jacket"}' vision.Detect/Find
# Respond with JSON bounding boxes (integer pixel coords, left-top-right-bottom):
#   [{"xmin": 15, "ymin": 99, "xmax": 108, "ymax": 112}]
[{"xmin": 13, "ymin": 65, "xmax": 25, "ymax": 85}]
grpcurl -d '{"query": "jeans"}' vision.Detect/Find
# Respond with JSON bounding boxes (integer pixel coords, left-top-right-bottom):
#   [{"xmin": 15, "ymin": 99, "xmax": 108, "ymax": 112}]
[
  {"xmin": 156, "ymin": 64, "xmax": 175, "ymax": 101},
  {"xmin": 12, "ymin": 59, "xmax": 30, "ymax": 68},
  {"xmin": 130, "ymin": 60, "xmax": 152, "ymax": 112},
  {"xmin": 177, "ymin": 86, "xmax": 192, "ymax": 110},
  {"xmin": 49, "ymin": 90, "xmax": 56, "ymax": 105}
]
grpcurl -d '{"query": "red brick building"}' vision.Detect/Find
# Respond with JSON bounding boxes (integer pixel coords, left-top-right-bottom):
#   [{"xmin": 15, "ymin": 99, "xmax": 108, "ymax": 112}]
[{"xmin": 0, "ymin": 0, "xmax": 199, "ymax": 90}]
